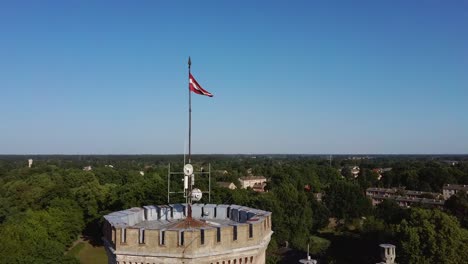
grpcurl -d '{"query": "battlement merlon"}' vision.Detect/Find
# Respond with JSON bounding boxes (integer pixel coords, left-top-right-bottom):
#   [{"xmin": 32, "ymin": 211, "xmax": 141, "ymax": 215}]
[{"xmin": 102, "ymin": 204, "xmax": 272, "ymax": 257}]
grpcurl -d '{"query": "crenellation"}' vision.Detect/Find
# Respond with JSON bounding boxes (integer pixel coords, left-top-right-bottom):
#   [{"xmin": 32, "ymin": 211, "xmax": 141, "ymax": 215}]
[
  {"xmin": 203, "ymin": 204, "xmax": 217, "ymax": 218},
  {"xmin": 104, "ymin": 204, "xmax": 272, "ymax": 263},
  {"xmin": 145, "ymin": 229, "xmax": 159, "ymax": 247}
]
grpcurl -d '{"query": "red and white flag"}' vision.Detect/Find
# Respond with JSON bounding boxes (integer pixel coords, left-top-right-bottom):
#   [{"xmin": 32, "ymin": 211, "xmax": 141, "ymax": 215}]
[{"xmin": 189, "ymin": 73, "xmax": 213, "ymax": 97}]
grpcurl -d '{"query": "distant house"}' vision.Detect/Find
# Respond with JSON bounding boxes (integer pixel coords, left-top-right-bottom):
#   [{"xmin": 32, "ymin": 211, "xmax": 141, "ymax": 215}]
[
  {"xmin": 314, "ymin": 192, "xmax": 323, "ymax": 202},
  {"xmin": 214, "ymin": 170, "xmax": 229, "ymax": 175},
  {"xmin": 83, "ymin": 166, "xmax": 92, "ymax": 171},
  {"xmin": 372, "ymin": 168, "xmax": 393, "ymax": 180},
  {"xmin": 238, "ymin": 176, "xmax": 267, "ymax": 192},
  {"xmin": 366, "ymin": 187, "xmax": 444, "ymax": 208},
  {"xmin": 442, "ymin": 160, "xmax": 459, "ymax": 166},
  {"xmin": 217, "ymin": 182, "xmax": 237, "ymax": 190},
  {"xmin": 351, "ymin": 166, "xmax": 360, "ymax": 178},
  {"xmin": 340, "ymin": 166, "xmax": 361, "ymax": 178},
  {"xmin": 381, "ymin": 168, "xmax": 392, "ymax": 173},
  {"xmin": 443, "ymin": 184, "xmax": 468, "ymax": 200}
]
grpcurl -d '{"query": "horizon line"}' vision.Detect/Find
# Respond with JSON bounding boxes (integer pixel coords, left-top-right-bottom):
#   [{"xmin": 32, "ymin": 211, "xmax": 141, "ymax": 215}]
[{"xmin": 1, "ymin": 153, "xmax": 467, "ymax": 156}]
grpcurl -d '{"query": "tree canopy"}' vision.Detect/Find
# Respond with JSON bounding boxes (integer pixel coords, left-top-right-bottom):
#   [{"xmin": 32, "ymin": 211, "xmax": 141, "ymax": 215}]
[{"xmin": 0, "ymin": 155, "xmax": 467, "ymax": 263}]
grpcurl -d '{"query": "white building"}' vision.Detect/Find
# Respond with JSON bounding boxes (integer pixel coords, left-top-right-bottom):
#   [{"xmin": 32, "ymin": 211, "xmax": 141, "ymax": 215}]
[{"xmin": 238, "ymin": 176, "xmax": 267, "ymax": 192}]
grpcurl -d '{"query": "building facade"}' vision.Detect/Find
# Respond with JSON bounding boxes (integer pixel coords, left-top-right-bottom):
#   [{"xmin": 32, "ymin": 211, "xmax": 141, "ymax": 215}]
[
  {"xmin": 103, "ymin": 204, "xmax": 273, "ymax": 264},
  {"xmin": 238, "ymin": 176, "xmax": 267, "ymax": 192},
  {"xmin": 443, "ymin": 184, "xmax": 468, "ymax": 200},
  {"xmin": 366, "ymin": 187, "xmax": 444, "ymax": 208}
]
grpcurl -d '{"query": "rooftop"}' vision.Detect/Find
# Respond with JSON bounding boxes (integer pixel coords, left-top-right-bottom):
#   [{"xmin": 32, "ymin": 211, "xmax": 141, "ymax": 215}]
[
  {"xmin": 239, "ymin": 176, "xmax": 267, "ymax": 181},
  {"xmin": 104, "ymin": 203, "xmax": 271, "ymax": 231},
  {"xmin": 443, "ymin": 184, "xmax": 468, "ymax": 191},
  {"xmin": 217, "ymin": 181, "xmax": 236, "ymax": 188},
  {"xmin": 370, "ymin": 194, "xmax": 445, "ymax": 205}
]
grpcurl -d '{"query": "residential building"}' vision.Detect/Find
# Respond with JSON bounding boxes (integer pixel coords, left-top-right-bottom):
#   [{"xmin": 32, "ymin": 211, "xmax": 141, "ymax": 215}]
[
  {"xmin": 217, "ymin": 182, "xmax": 237, "ymax": 190},
  {"xmin": 443, "ymin": 184, "xmax": 468, "ymax": 200},
  {"xmin": 238, "ymin": 176, "xmax": 267, "ymax": 192},
  {"xmin": 366, "ymin": 187, "xmax": 444, "ymax": 208}
]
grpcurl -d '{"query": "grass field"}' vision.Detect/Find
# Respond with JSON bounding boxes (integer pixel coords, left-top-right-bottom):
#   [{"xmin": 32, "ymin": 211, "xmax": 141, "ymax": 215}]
[{"xmin": 68, "ymin": 239, "xmax": 108, "ymax": 264}]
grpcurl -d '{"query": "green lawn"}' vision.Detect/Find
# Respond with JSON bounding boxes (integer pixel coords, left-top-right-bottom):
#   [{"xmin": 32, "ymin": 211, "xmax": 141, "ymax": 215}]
[{"xmin": 68, "ymin": 240, "xmax": 108, "ymax": 264}]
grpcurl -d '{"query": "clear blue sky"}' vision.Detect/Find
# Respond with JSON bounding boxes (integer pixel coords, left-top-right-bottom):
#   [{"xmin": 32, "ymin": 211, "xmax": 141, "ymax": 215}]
[{"xmin": 1, "ymin": 1, "xmax": 467, "ymax": 154}]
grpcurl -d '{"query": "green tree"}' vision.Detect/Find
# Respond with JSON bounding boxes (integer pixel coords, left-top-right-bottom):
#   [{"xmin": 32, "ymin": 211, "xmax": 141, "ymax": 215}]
[
  {"xmin": 444, "ymin": 192, "xmax": 468, "ymax": 228},
  {"xmin": 323, "ymin": 181, "xmax": 372, "ymax": 220},
  {"xmin": 341, "ymin": 167, "xmax": 352, "ymax": 179},
  {"xmin": 0, "ymin": 210, "xmax": 80, "ymax": 263},
  {"xmin": 375, "ymin": 199, "xmax": 407, "ymax": 224},
  {"xmin": 47, "ymin": 198, "xmax": 85, "ymax": 247},
  {"xmin": 395, "ymin": 208, "xmax": 468, "ymax": 264}
]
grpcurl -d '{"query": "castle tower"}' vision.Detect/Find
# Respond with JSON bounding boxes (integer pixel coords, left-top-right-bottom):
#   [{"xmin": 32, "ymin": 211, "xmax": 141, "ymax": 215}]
[
  {"xmin": 102, "ymin": 59, "xmax": 272, "ymax": 263},
  {"xmin": 377, "ymin": 244, "xmax": 396, "ymax": 264},
  {"xmin": 102, "ymin": 203, "xmax": 273, "ymax": 264}
]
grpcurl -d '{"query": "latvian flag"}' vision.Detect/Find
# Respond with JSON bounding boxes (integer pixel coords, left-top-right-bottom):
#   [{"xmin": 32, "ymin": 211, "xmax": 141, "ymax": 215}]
[{"xmin": 189, "ymin": 73, "xmax": 213, "ymax": 97}]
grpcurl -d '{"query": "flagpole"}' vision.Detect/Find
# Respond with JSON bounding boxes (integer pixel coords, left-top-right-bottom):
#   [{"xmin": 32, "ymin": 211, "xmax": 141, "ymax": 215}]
[
  {"xmin": 188, "ymin": 56, "xmax": 192, "ymax": 164},
  {"xmin": 187, "ymin": 56, "xmax": 192, "ymax": 221}
]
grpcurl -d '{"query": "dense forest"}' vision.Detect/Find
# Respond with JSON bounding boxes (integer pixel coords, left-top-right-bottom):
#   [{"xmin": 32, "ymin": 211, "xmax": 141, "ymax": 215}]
[{"xmin": 0, "ymin": 155, "xmax": 467, "ymax": 263}]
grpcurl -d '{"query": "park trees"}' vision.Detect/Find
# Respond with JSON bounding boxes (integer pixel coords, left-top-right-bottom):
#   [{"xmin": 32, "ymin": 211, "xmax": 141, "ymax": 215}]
[
  {"xmin": 394, "ymin": 208, "xmax": 468, "ymax": 264},
  {"xmin": 444, "ymin": 192, "xmax": 468, "ymax": 228},
  {"xmin": 323, "ymin": 180, "xmax": 372, "ymax": 220},
  {"xmin": 374, "ymin": 199, "xmax": 408, "ymax": 225},
  {"xmin": 0, "ymin": 210, "xmax": 80, "ymax": 263}
]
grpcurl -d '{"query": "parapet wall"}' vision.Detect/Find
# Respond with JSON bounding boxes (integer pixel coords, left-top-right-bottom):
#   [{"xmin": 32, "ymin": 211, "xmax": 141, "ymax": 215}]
[{"xmin": 103, "ymin": 204, "xmax": 272, "ymax": 258}]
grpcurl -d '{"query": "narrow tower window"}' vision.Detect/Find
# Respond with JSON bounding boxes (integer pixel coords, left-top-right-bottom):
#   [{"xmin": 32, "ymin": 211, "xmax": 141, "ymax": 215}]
[
  {"xmin": 233, "ymin": 225, "xmax": 238, "ymax": 241},
  {"xmin": 216, "ymin": 227, "xmax": 221, "ymax": 242},
  {"xmin": 200, "ymin": 229, "xmax": 205, "ymax": 245},
  {"xmin": 139, "ymin": 228, "xmax": 145, "ymax": 244},
  {"xmin": 121, "ymin": 228, "xmax": 126, "ymax": 243},
  {"xmin": 160, "ymin": 230, "xmax": 165, "ymax": 245},
  {"xmin": 179, "ymin": 231, "xmax": 185, "ymax": 246}
]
